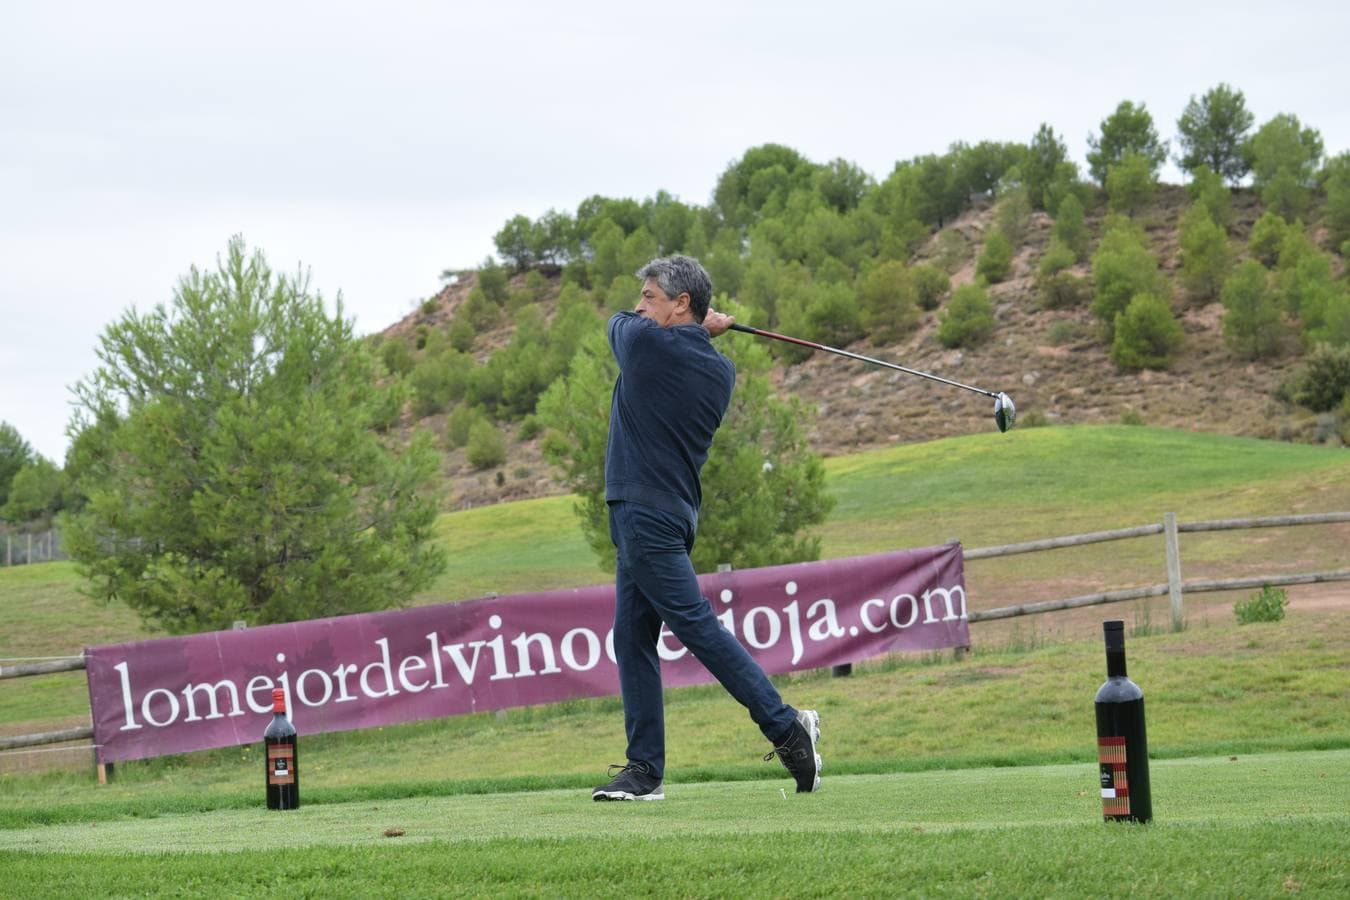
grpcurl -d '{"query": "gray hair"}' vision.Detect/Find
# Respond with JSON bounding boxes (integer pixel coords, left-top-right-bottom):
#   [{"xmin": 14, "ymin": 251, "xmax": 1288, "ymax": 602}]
[{"xmin": 636, "ymin": 255, "xmax": 713, "ymax": 322}]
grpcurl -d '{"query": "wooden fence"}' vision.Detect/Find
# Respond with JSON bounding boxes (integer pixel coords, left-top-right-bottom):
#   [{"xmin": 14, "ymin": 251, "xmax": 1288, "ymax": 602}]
[{"xmin": 3, "ymin": 510, "xmax": 1347, "ymax": 774}]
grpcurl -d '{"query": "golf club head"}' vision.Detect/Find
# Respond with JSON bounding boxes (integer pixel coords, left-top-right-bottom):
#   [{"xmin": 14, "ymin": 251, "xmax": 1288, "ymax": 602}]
[{"xmin": 994, "ymin": 392, "xmax": 1016, "ymax": 433}]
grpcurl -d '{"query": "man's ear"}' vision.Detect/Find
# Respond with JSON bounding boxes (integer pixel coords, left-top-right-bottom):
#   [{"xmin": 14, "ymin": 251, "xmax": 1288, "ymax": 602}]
[{"xmin": 673, "ymin": 292, "xmax": 692, "ymax": 318}]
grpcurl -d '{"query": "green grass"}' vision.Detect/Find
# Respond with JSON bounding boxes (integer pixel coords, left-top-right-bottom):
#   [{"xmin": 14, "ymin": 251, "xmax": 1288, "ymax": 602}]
[
  {"xmin": 1, "ymin": 611, "xmax": 1345, "ymax": 828},
  {"xmin": 2, "ymin": 424, "xmax": 1348, "ymax": 729},
  {"xmin": 3, "ymin": 751, "xmax": 1346, "ymax": 897},
  {"xmin": 2, "ymin": 425, "xmax": 1348, "ymax": 895}
]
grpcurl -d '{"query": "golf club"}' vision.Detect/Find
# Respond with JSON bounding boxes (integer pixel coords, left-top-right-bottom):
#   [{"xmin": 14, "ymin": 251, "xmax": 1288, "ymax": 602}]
[{"xmin": 728, "ymin": 323, "xmax": 1017, "ymax": 433}]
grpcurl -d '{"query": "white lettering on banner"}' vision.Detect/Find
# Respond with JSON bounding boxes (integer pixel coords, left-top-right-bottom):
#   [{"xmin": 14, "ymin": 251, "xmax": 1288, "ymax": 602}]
[
  {"xmin": 142, "ymin": 687, "xmax": 180, "ymax": 727},
  {"xmin": 512, "ymin": 631, "xmax": 563, "ymax": 677},
  {"xmin": 561, "ymin": 628, "xmax": 602, "ymax": 671},
  {"xmin": 359, "ymin": 638, "xmax": 400, "ymax": 698},
  {"xmin": 922, "ymin": 586, "xmax": 967, "ymax": 623},
  {"xmin": 397, "ymin": 655, "xmax": 430, "ymax": 693},
  {"xmin": 425, "ymin": 632, "xmax": 448, "ymax": 688},
  {"xmin": 182, "ymin": 680, "xmax": 243, "ymax": 722},
  {"xmin": 115, "ymin": 662, "xmax": 142, "ymax": 731},
  {"xmin": 892, "ymin": 594, "xmax": 920, "ymax": 629},
  {"xmin": 783, "ymin": 600, "xmax": 805, "ymax": 664},
  {"xmin": 806, "ymin": 599, "xmax": 845, "ymax": 642},
  {"xmin": 657, "ymin": 625, "xmax": 687, "ymax": 661},
  {"xmin": 298, "ymin": 668, "xmax": 334, "ymax": 705},
  {"xmin": 333, "ymin": 663, "xmax": 359, "ymax": 702},
  {"xmin": 245, "ymin": 675, "xmax": 275, "ymax": 714},
  {"xmin": 102, "ymin": 578, "xmax": 967, "ymax": 735},
  {"xmin": 743, "ymin": 606, "xmax": 780, "ymax": 649}
]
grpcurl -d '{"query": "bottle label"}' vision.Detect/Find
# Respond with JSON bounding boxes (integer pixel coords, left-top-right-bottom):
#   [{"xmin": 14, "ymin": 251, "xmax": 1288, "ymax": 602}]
[
  {"xmin": 268, "ymin": 745, "xmax": 295, "ymax": 785},
  {"xmin": 1098, "ymin": 736, "xmax": 1129, "ymax": 816}
]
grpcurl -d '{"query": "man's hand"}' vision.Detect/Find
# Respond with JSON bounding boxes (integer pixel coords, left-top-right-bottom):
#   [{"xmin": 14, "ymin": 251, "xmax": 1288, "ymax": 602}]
[{"xmin": 702, "ymin": 309, "xmax": 735, "ymax": 337}]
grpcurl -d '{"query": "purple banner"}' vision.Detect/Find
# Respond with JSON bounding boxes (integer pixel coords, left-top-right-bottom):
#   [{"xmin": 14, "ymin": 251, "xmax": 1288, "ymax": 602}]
[{"xmin": 85, "ymin": 544, "xmax": 967, "ymax": 763}]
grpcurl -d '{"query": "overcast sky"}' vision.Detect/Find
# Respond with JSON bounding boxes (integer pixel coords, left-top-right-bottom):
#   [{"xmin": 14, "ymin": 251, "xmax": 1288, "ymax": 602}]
[{"xmin": 3, "ymin": 0, "xmax": 1347, "ymax": 463}]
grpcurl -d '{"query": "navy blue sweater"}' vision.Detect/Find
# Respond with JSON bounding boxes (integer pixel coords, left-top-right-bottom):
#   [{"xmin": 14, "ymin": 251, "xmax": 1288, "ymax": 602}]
[{"xmin": 604, "ymin": 311, "xmax": 736, "ymax": 527}]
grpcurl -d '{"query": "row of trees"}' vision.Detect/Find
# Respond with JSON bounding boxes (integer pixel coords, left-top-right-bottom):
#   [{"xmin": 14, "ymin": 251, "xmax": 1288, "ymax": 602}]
[
  {"xmin": 0, "ymin": 423, "xmax": 64, "ymax": 527},
  {"xmin": 483, "ymin": 85, "xmax": 1346, "ymax": 371}
]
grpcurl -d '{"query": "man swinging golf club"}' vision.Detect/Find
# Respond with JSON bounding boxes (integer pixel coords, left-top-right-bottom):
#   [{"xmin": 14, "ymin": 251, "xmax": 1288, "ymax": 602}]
[{"xmin": 592, "ymin": 254, "xmax": 821, "ymax": 802}]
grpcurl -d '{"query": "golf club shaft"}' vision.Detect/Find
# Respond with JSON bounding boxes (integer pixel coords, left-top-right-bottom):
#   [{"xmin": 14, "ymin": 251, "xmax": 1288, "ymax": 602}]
[{"xmin": 727, "ymin": 323, "xmax": 1000, "ymax": 399}]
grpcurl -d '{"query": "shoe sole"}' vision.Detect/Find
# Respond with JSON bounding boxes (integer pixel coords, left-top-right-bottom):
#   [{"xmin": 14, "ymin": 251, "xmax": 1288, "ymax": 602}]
[
  {"xmin": 592, "ymin": 789, "xmax": 665, "ymax": 801},
  {"xmin": 798, "ymin": 709, "xmax": 822, "ymax": 793}
]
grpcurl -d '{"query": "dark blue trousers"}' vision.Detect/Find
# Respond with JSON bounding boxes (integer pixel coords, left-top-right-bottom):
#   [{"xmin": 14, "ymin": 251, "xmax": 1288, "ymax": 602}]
[{"xmin": 608, "ymin": 500, "xmax": 796, "ymax": 778}]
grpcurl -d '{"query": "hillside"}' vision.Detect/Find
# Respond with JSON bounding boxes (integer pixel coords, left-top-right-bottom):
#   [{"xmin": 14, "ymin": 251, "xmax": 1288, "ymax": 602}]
[{"xmin": 380, "ymin": 185, "xmax": 1345, "ymax": 510}]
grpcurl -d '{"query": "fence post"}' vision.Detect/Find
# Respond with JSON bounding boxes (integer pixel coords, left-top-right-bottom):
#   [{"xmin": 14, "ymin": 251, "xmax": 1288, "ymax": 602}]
[{"xmin": 1164, "ymin": 512, "xmax": 1183, "ymax": 631}]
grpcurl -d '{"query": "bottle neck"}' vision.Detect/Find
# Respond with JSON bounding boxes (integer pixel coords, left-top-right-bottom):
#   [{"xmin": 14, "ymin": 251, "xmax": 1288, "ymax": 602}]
[{"xmin": 1103, "ymin": 623, "xmax": 1128, "ymax": 678}]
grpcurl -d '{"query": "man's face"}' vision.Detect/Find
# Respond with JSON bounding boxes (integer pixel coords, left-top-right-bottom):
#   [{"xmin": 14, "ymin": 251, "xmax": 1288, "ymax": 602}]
[{"xmin": 635, "ymin": 278, "xmax": 687, "ymax": 327}]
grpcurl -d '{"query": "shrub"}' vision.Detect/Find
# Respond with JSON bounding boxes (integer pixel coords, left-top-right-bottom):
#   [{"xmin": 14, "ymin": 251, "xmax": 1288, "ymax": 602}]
[
  {"xmin": 508, "ymin": 270, "xmax": 550, "ymax": 310},
  {"xmin": 1234, "ymin": 585, "xmax": 1286, "ymax": 624},
  {"xmin": 409, "ymin": 350, "xmax": 472, "ymax": 417},
  {"xmin": 1039, "ymin": 272, "xmax": 1090, "ymax": 310},
  {"xmin": 1305, "ymin": 289, "xmax": 1350, "ymax": 347},
  {"xmin": 1052, "ymin": 193, "xmax": 1089, "ymax": 260},
  {"xmin": 1091, "ymin": 219, "xmax": 1166, "ymax": 340},
  {"xmin": 936, "ymin": 230, "xmax": 969, "ymax": 273},
  {"xmin": 466, "ymin": 419, "xmax": 507, "ymax": 470},
  {"xmin": 1038, "ymin": 240, "xmax": 1077, "ymax": 278},
  {"xmin": 995, "ymin": 188, "xmax": 1032, "ymax": 247},
  {"xmin": 1018, "ymin": 409, "xmax": 1049, "ymax": 428},
  {"xmin": 380, "ymin": 339, "xmax": 414, "ymax": 377},
  {"xmin": 1283, "ymin": 344, "xmax": 1350, "ymax": 412},
  {"xmin": 937, "ymin": 283, "xmax": 995, "ymax": 348},
  {"xmin": 448, "ymin": 315, "xmax": 476, "ymax": 352},
  {"xmin": 1247, "ymin": 212, "xmax": 1288, "ymax": 267},
  {"xmin": 858, "ymin": 260, "xmax": 919, "ymax": 344},
  {"xmin": 911, "ymin": 264, "xmax": 950, "ymax": 310},
  {"xmin": 446, "ymin": 403, "xmax": 484, "ymax": 448},
  {"xmin": 1325, "ymin": 152, "xmax": 1350, "ymax": 249},
  {"xmin": 477, "ymin": 258, "xmax": 510, "ymax": 304},
  {"xmin": 1249, "ymin": 113, "xmax": 1323, "ymax": 220},
  {"xmin": 1186, "ymin": 165, "xmax": 1232, "ymax": 230},
  {"xmin": 1178, "ymin": 206, "xmax": 1232, "ymax": 303},
  {"xmin": 803, "ymin": 282, "xmax": 864, "ymax": 348},
  {"xmin": 1221, "ymin": 260, "xmax": 1284, "ymax": 359},
  {"xmin": 1106, "ymin": 152, "xmax": 1156, "ymax": 215},
  {"xmin": 1037, "ymin": 240, "xmax": 1086, "ymax": 309},
  {"xmin": 1047, "ymin": 320, "xmax": 1083, "ymax": 346},
  {"xmin": 517, "ymin": 415, "xmax": 544, "ymax": 441},
  {"xmin": 1111, "ymin": 293, "xmax": 1183, "ymax": 371},
  {"xmin": 976, "ymin": 227, "xmax": 1013, "ymax": 283},
  {"xmin": 461, "ymin": 287, "xmax": 501, "ymax": 330},
  {"xmin": 1120, "ymin": 408, "xmax": 1145, "ymax": 426}
]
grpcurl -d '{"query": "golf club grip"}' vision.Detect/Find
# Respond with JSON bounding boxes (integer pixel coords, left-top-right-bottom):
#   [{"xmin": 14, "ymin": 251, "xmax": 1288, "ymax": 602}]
[{"xmin": 727, "ymin": 323, "xmax": 822, "ymax": 351}]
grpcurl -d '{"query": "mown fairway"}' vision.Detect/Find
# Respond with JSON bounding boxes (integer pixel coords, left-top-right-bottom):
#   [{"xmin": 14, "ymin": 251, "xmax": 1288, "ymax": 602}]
[
  {"xmin": 1, "ymin": 425, "xmax": 1347, "ymax": 895},
  {"xmin": 3, "ymin": 751, "xmax": 1348, "ymax": 897}
]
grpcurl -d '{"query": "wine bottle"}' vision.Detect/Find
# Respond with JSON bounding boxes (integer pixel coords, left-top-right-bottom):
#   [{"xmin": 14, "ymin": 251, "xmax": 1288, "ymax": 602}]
[
  {"xmin": 264, "ymin": 687, "xmax": 299, "ymax": 810},
  {"xmin": 1094, "ymin": 620, "xmax": 1150, "ymax": 823}
]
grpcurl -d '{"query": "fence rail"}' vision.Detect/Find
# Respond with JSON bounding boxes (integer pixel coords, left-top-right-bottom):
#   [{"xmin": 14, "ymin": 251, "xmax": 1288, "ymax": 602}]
[
  {"xmin": 964, "ymin": 511, "xmax": 1350, "ymax": 631},
  {"xmin": 3, "ymin": 510, "xmax": 1346, "ymax": 770}
]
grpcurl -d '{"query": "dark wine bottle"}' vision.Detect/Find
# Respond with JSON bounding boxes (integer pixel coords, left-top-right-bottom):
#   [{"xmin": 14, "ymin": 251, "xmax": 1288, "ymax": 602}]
[
  {"xmin": 264, "ymin": 687, "xmax": 299, "ymax": 810},
  {"xmin": 1094, "ymin": 620, "xmax": 1151, "ymax": 823}
]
